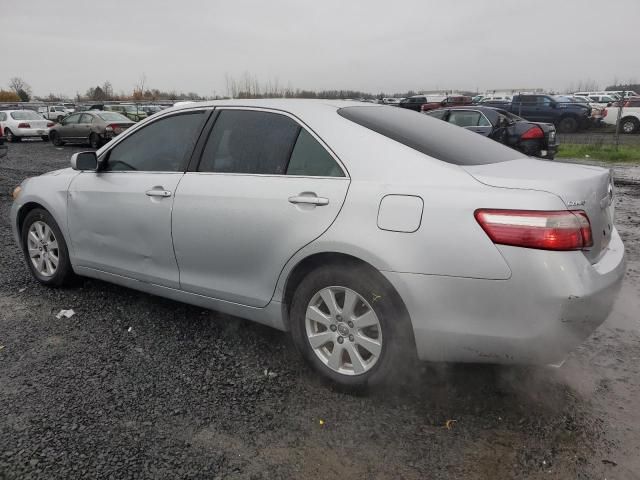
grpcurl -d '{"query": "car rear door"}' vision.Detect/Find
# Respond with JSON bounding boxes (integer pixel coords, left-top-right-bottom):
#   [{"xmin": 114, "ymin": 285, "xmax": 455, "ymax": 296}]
[
  {"xmin": 172, "ymin": 108, "xmax": 350, "ymax": 307},
  {"xmin": 78, "ymin": 113, "xmax": 95, "ymax": 141},
  {"xmin": 67, "ymin": 109, "xmax": 209, "ymax": 288}
]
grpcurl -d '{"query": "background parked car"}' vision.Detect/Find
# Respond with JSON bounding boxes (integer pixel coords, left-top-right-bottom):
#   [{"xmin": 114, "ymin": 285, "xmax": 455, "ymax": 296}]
[
  {"xmin": 566, "ymin": 95, "xmax": 607, "ymax": 125},
  {"xmin": 0, "ymin": 124, "xmax": 7, "ymax": 159},
  {"xmin": 398, "ymin": 95, "xmax": 446, "ymax": 112},
  {"xmin": 37, "ymin": 105, "xmax": 73, "ymax": 122},
  {"xmin": 425, "ymin": 106, "xmax": 558, "ymax": 159},
  {"xmin": 603, "ymin": 104, "xmax": 640, "ymax": 133},
  {"xmin": 139, "ymin": 105, "xmax": 164, "ymax": 116},
  {"xmin": 482, "ymin": 94, "xmax": 591, "ymax": 133},
  {"xmin": 420, "ymin": 95, "xmax": 473, "ymax": 112},
  {"xmin": 87, "ymin": 104, "xmax": 148, "ymax": 122},
  {"xmin": 49, "ymin": 111, "xmax": 135, "ymax": 148},
  {"xmin": 0, "ymin": 110, "xmax": 53, "ymax": 142}
]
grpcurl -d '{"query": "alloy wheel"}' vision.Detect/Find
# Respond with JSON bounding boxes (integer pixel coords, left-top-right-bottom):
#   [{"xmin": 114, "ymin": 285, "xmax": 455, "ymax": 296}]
[
  {"xmin": 305, "ymin": 286, "xmax": 382, "ymax": 376},
  {"xmin": 27, "ymin": 220, "xmax": 59, "ymax": 277}
]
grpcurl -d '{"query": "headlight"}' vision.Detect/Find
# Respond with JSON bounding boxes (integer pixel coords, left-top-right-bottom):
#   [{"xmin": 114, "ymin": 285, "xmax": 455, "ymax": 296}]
[{"xmin": 12, "ymin": 185, "xmax": 22, "ymax": 200}]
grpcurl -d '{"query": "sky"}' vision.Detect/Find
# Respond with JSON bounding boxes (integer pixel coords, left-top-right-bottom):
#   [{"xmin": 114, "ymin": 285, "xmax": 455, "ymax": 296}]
[{"xmin": 2, "ymin": 0, "xmax": 639, "ymax": 98}]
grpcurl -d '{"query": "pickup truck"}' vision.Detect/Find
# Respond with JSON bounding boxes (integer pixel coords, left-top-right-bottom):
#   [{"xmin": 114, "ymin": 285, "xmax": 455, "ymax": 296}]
[
  {"xmin": 420, "ymin": 95, "xmax": 473, "ymax": 113},
  {"xmin": 603, "ymin": 105, "xmax": 640, "ymax": 133},
  {"xmin": 37, "ymin": 105, "xmax": 73, "ymax": 123},
  {"xmin": 482, "ymin": 94, "xmax": 591, "ymax": 133}
]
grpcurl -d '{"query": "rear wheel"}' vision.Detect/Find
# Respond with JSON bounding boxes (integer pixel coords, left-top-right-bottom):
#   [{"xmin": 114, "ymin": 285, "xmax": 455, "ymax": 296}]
[
  {"xmin": 557, "ymin": 116, "xmax": 578, "ymax": 133},
  {"xmin": 621, "ymin": 117, "xmax": 639, "ymax": 134},
  {"xmin": 5, "ymin": 128, "xmax": 20, "ymax": 143},
  {"xmin": 290, "ymin": 264, "xmax": 413, "ymax": 389},
  {"xmin": 21, "ymin": 208, "xmax": 75, "ymax": 287},
  {"xmin": 89, "ymin": 133, "xmax": 101, "ymax": 149},
  {"xmin": 50, "ymin": 131, "xmax": 64, "ymax": 146}
]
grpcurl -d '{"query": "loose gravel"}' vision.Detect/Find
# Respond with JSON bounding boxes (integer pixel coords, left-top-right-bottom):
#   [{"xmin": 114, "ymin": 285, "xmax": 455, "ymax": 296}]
[{"xmin": 1, "ymin": 141, "xmax": 639, "ymax": 479}]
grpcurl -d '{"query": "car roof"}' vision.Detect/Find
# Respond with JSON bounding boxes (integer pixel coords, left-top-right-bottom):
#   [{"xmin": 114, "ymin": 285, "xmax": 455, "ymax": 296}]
[{"xmin": 163, "ymin": 98, "xmax": 372, "ymax": 119}]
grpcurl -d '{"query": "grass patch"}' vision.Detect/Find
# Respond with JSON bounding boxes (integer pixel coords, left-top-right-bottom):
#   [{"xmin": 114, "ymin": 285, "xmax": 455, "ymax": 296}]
[{"xmin": 557, "ymin": 143, "xmax": 640, "ymax": 162}]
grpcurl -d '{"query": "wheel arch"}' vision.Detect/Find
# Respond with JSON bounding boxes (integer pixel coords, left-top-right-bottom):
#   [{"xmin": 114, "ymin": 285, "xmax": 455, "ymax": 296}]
[
  {"xmin": 281, "ymin": 252, "xmax": 414, "ymax": 346},
  {"xmin": 16, "ymin": 201, "xmax": 70, "ymax": 253}
]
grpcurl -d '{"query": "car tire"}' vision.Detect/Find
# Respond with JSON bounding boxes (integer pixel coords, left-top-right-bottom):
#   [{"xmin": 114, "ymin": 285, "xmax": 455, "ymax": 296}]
[
  {"xmin": 621, "ymin": 117, "xmax": 639, "ymax": 134},
  {"xmin": 89, "ymin": 133, "xmax": 101, "ymax": 149},
  {"xmin": 21, "ymin": 208, "xmax": 75, "ymax": 287},
  {"xmin": 41, "ymin": 135, "xmax": 49, "ymax": 142},
  {"xmin": 557, "ymin": 116, "xmax": 578, "ymax": 133},
  {"xmin": 290, "ymin": 263, "xmax": 414, "ymax": 389},
  {"xmin": 50, "ymin": 131, "xmax": 64, "ymax": 146},
  {"xmin": 5, "ymin": 128, "xmax": 20, "ymax": 143}
]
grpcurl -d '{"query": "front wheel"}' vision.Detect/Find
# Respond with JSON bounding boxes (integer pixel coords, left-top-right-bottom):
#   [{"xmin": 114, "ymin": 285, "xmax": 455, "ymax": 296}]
[
  {"xmin": 621, "ymin": 117, "xmax": 639, "ymax": 134},
  {"xmin": 21, "ymin": 208, "xmax": 75, "ymax": 287},
  {"xmin": 290, "ymin": 264, "xmax": 413, "ymax": 389},
  {"xmin": 557, "ymin": 116, "xmax": 578, "ymax": 133}
]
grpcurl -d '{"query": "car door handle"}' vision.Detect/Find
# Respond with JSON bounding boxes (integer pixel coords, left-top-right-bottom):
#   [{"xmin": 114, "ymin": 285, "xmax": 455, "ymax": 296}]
[
  {"xmin": 145, "ymin": 189, "xmax": 172, "ymax": 198},
  {"xmin": 288, "ymin": 195, "xmax": 329, "ymax": 206}
]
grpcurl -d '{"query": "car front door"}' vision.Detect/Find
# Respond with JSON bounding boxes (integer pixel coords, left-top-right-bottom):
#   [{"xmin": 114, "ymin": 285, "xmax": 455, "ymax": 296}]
[
  {"xmin": 57, "ymin": 113, "xmax": 82, "ymax": 140},
  {"xmin": 172, "ymin": 108, "xmax": 350, "ymax": 307},
  {"xmin": 447, "ymin": 110, "xmax": 493, "ymax": 136},
  {"xmin": 67, "ymin": 109, "xmax": 209, "ymax": 288}
]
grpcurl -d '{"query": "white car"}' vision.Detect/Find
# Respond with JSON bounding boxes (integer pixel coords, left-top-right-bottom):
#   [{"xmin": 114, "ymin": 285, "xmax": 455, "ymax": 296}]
[
  {"xmin": 603, "ymin": 105, "xmax": 640, "ymax": 133},
  {"xmin": 37, "ymin": 105, "xmax": 73, "ymax": 122},
  {"xmin": 0, "ymin": 110, "xmax": 53, "ymax": 142},
  {"xmin": 380, "ymin": 97, "xmax": 402, "ymax": 105}
]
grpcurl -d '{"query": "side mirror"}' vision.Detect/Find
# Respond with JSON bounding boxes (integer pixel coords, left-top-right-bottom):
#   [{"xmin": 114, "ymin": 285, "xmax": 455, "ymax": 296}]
[{"xmin": 71, "ymin": 151, "xmax": 98, "ymax": 171}]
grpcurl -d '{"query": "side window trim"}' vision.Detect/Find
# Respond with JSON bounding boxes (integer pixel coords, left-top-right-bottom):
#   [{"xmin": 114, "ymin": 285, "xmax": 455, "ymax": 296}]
[
  {"xmin": 189, "ymin": 106, "xmax": 349, "ymax": 178},
  {"xmin": 98, "ymin": 108, "xmax": 213, "ymax": 172}
]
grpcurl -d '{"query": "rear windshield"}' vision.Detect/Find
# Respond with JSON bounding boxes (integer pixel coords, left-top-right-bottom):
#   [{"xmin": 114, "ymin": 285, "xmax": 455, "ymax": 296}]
[
  {"xmin": 10, "ymin": 110, "xmax": 43, "ymax": 120},
  {"xmin": 98, "ymin": 112, "xmax": 130, "ymax": 122},
  {"xmin": 338, "ymin": 106, "xmax": 521, "ymax": 165}
]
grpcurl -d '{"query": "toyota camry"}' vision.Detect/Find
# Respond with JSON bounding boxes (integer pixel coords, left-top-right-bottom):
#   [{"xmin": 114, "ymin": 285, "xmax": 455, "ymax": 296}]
[{"xmin": 10, "ymin": 100, "xmax": 625, "ymax": 388}]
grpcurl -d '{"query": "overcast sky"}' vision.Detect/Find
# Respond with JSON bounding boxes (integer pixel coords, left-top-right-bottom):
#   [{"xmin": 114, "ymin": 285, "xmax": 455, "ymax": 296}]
[{"xmin": 2, "ymin": 0, "xmax": 639, "ymax": 97}]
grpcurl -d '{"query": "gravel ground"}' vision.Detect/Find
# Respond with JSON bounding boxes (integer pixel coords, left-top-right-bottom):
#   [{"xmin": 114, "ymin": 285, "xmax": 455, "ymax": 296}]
[{"xmin": 1, "ymin": 141, "xmax": 639, "ymax": 480}]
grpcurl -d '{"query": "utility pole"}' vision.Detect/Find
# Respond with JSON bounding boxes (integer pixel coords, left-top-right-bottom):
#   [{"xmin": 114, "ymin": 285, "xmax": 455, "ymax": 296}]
[{"xmin": 614, "ymin": 91, "xmax": 625, "ymax": 151}]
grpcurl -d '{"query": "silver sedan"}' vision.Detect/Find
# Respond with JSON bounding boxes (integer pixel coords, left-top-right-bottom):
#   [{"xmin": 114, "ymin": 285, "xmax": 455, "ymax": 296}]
[{"xmin": 10, "ymin": 100, "xmax": 625, "ymax": 388}]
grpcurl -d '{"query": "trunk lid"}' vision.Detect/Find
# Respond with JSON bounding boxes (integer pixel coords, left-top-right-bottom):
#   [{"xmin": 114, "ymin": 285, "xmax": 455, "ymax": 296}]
[{"xmin": 464, "ymin": 158, "xmax": 615, "ymax": 263}]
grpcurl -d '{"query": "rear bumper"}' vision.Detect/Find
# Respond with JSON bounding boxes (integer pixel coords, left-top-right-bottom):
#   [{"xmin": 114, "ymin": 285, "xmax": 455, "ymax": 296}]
[
  {"xmin": 13, "ymin": 127, "xmax": 50, "ymax": 137},
  {"xmin": 384, "ymin": 228, "xmax": 625, "ymax": 364}
]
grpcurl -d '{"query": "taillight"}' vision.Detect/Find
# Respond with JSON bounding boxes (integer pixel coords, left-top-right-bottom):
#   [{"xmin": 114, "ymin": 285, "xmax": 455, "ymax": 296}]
[
  {"xmin": 47, "ymin": 122, "xmax": 54, "ymax": 127},
  {"xmin": 521, "ymin": 126, "xmax": 544, "ymax": 140},
  {"xmin": 475, "ymin": 209, "xmax": 593, "ymax": 251},
  {"xmin": 18, "ymin": 122, "xmax": 31, "ymax": 128},
  {"xmin": 602, "ymin": 108, "xmax": 607, "ymax": 118}
]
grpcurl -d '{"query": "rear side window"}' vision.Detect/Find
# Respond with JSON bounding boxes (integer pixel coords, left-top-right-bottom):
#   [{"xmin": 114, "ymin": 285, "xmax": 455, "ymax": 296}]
[
  {"xmin": 338, "ymin": 106, "xmax": 521, "ymax": 165},
  {"xmin": 286, "ymin": 129, "xmax": 344, "ymax": 177},
  {"xmin": 448, "ymin": 110, "xmax": 490, "ymax": 127},
  {"xmin": 199, "ymin": 110, "xmax": 300, "ymax": 174},
  {"xmin": 105, "ymin": 112, "xmax": 205, "ymax": 172}
]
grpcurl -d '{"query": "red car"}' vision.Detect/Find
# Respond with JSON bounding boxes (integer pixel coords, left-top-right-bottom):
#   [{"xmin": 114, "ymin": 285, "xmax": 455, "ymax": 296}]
[{"xmin": 420, "ymin": 95, "xmax": 473, "ymax": 112}]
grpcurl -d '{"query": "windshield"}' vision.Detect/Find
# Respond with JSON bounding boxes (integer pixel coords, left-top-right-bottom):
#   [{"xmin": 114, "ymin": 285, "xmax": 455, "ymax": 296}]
[
  {"xmin": 338, "ymin": 106, "xmax": 521, "ymax": 165},
  {"xmin": 98, "ymin": 112, "xmax": 130, "ymax": 122},
  {"xmin": 10, "ymin": 110, "xmax": 43, "ymax": 120}
]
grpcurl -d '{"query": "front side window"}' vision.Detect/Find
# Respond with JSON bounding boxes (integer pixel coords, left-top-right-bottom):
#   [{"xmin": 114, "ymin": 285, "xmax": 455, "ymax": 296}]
[
  {"xmin": 104, "ymin": 112, "xmax": 205, "ymax": 172},
  {"xmin": 426, "ymin": 109, "xmax": 447, "ymax": 120},
  {"xmin": 448, "ymin": 110, "xmax": 489, "ymax": 127},
  {"xmin": 199, "ymin": 110, "xmax": 300, "ymax": 174}
]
